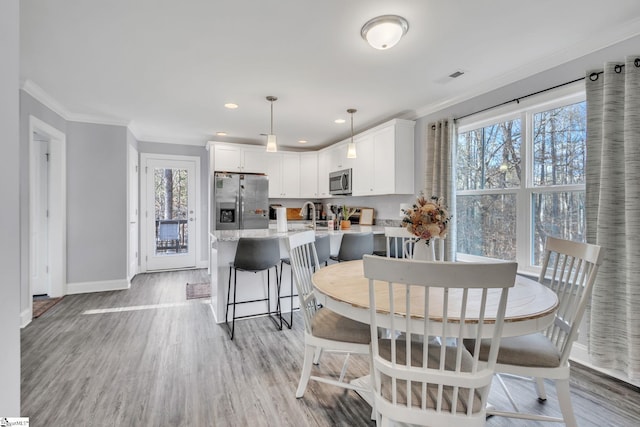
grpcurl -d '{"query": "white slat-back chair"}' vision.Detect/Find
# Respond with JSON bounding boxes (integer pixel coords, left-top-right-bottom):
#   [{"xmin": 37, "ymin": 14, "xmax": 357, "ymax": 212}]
[
  {"xmin": 286, "ymin": 231, "xmax": 372, "ymax": 399},
  {"xmin": 363, "ymin": 255, "xmax": 517, "ymax": 427},
  {"xmin": 465, "ymin": 236, "xmax": 603, "ymax": 426},
  {"xmin": 383, "ymin": 227, "xmax": 417, "ymax": 259}
]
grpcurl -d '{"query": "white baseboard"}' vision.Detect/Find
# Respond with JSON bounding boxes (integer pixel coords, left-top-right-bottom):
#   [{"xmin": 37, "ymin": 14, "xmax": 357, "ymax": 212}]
[
  {"xmin": 571, "ymin": 343, "xmax": 640, "ymax": 388},
  {"xmin": 66, "ymin": 278, "xmax": 131, "ymax": 295},
  {"xmin": 20, "ymin": 308, "xmax": 32, "ymax": 328}
]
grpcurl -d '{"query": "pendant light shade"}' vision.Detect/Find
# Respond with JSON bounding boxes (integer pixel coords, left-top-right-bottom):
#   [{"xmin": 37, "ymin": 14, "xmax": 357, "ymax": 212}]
[
  {"xmin": 347, "ymin": 108, "xmax": 357, "ymax": 159},
  {"xmin": 361, "ymin": 15, "xmax": 409, "ymax": 50},
  {"xmin": 266, "ymin": 96, "xmax": 278, "ymax": 152}
]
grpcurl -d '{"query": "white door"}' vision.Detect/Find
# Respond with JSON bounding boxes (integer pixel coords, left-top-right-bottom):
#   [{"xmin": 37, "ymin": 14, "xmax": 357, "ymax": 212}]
[
  {"xmin": 143, "ymin": 155, "xmax": 198, "ymax": 271},
  {"xmin": 31, "ymin": 137, "xmax": 50, "ymax": 295}
]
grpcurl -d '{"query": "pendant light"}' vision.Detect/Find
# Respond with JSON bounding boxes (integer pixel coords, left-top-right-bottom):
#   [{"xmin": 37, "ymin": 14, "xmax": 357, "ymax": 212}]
[
  {"xmin": 347, "ymin": 108, "xmax": 357, "ymax": 159},
  {"xmin": 266, "ymin": 96, "xmax": 278, "ymax": 152}
]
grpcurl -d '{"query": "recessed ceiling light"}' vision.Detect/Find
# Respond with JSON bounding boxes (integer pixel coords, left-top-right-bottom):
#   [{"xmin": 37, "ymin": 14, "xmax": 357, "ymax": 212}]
[
  {"xmin": 216, "ymin": 132, "xmax": 227, "ymax": 136},
  {"xmin": 224, "ymin": 103, "xmax": 238, "ymax": 109},
  {"xmin": 298, "ymin": 140, "xmax": 308, "ymax": 144},
  {"xmin": 334, "ymin": 119, "xmax": 346, "ymax": 124}
]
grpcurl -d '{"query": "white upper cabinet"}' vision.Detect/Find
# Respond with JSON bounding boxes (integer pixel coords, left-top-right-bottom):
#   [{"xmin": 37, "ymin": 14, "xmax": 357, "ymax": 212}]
[
  {"xmin": 299, "ymin": 152, "xmax": 318, "ymax": 198},
  {"xmin": 317, "ymin": 149, "xmax": 332, "ymax": 198},
  {"xmin": 213, "ymin": 144, "xmax": 243, "ymax": 172},
  {"xmin": 280, "ymin": 152, "xmax": 301, "ymax": 198},
  {"xmin": 211, "ymin": 117, "xmax": 414, "ymax": 199},
  {"xmin": 213, "ymin": 143, "xmax": 264, "ymax": 173},
  {"xmin": 351, "ymin": 119, "xmax": 415, "ymax": 196}
]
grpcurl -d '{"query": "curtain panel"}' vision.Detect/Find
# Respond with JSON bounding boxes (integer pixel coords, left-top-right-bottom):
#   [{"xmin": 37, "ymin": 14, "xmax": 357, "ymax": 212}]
[
  {"xmin": 425, "ymin": 119, "xmax": 456, "ymax": 261},
  {"xmin": 586, "ymin": 55, "xmax": 640, "ymax": 380}
]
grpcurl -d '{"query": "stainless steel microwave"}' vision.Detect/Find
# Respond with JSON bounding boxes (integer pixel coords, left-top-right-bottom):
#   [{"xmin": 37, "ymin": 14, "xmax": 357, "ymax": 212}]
[{"xmin": 329, "ymin": 168, "xmax": 352, "ymax": 195}]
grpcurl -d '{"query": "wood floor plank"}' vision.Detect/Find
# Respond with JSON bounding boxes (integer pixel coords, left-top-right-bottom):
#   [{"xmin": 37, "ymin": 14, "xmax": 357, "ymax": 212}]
[{"xmin": 21, "ymin": 269, "xmax": 640, "ymax": 426}]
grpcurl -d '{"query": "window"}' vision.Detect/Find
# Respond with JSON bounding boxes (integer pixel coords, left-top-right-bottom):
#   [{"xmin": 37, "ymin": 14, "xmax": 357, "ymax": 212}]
[{"xmin": 455, "ymin": 85, "xmax": 586, "ymax": 273}]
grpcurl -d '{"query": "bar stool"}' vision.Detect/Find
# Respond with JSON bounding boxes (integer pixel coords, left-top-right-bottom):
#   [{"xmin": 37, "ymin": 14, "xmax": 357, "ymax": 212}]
[
  {"xmin": 279, "ymin": 234, "xmax": 330, "ymax": 328},
  {"xmin": 225, "ymin": 236, "xmax": 282, "ymax": 340},
  {"xmin": 330, "ymin": 232, "xmax": 374, "ymax": 262}
]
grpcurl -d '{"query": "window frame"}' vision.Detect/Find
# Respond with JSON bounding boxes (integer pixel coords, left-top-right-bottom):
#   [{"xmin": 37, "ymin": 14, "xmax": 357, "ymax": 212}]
[{"xmin": 455, "ymin": 82, "xmax": 586, "ymax": 275}]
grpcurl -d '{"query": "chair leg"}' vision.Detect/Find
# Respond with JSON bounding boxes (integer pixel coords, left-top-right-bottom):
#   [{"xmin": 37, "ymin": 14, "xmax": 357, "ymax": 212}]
[
  {"xmin": 313, "ymin": 347, "xmax": 323, "ymax": 365},
  {"xmin": 535, "ymin": 377, "xmax": 547, "ymax": 401},
  {"xmin": 224, "ymin": 267, "xmax": 237, "ymax": 340},
  {"xmin": 556, "ymin": 378, "xmax": 578, "ymax": 427},
  {"xmin": 296, "ymin": 344, "xmax": 316, "ymax": 398},
  {"xmin": 267, "ymin": 267, "xmax": 283, "ymax": 330}
]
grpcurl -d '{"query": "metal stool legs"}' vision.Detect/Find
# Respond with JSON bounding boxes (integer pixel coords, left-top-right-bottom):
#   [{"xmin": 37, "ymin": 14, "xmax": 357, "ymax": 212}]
[{"xmin": 225, "ymin": 264, "xmax": 282, "ymax": 340}]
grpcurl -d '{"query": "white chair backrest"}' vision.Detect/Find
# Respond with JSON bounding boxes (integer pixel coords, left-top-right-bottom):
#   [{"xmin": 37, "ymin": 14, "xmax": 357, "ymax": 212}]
[
  {"xmin": 363, "ymin": 255, "xmax": 517, "ymax": 425},
  {"xmin": 384, "ymin": 227, "xmax": 416, "ymax": 259},
  {"xmin": 538, "ymin": 236, "xmax": 603, "ymax": 365},
  {"xmin": 286, "ymin": 230, "xmax": 321, "ymax": 336}
]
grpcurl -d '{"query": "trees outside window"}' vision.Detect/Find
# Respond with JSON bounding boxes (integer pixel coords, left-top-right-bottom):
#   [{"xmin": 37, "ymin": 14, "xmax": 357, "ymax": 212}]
[{"xmin": 456, "ymin": 87, "xmax": 586, "ymax": 273}]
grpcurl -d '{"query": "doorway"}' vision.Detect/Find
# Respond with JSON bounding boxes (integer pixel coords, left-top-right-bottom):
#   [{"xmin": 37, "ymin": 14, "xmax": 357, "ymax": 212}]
[
  {"xmin": 29, "ymin": 116, "xmax": 66, "ymax": 308},
  {"xmin": 141, "ymin": 154, "xmax": 200, "ymax": 271}
]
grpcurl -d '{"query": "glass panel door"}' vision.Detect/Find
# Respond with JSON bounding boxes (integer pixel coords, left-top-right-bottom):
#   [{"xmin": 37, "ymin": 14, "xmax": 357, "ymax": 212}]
[{"xmin": 144, "ymin": 157, "xmax": 197, "ymax": 271}]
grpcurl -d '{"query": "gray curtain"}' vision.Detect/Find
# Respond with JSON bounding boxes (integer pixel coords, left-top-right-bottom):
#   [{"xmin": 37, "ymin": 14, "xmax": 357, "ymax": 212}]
[
  {"xmin": 425, "ymin": 119, "xmax": 456, "ymax": 261},
  {"xmin": 586, "ymin": 55, "xmax": 640, "ymax": 380}
]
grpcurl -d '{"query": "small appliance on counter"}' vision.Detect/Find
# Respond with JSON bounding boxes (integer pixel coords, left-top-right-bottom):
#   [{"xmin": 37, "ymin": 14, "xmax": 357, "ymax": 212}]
[{"xmin": 214, "ymin": 172, "xmax": 269, "ymax": 230}]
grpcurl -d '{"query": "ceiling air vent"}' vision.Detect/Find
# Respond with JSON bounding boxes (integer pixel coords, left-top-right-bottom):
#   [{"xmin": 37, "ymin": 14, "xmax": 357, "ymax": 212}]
[{"xmin": 449, "ymin": 70, "xmax": 465, "ymax": 79}]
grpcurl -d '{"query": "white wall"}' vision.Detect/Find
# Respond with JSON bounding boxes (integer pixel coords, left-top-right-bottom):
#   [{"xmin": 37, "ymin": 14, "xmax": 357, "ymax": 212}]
[{"xmin": 0, "ymin": 0, "xmax": 21, "ymax": 415}]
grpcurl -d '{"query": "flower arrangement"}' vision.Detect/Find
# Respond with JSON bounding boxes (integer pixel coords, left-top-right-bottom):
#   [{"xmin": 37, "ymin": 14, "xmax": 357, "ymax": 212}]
[{"xmin": 401, "ymin": 194, "xmax": 451, "ymax": 244}]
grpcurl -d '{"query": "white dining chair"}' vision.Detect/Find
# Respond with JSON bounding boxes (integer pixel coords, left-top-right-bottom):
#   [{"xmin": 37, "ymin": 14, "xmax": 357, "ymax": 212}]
[
  {"xmin": 363, "ymin": 255, "xmax": 518, "ymax": 427},
  {"xmin": 381, "ymin": 226, "xmax": 416, "ymax": 259},
  {"xmin": 286, "ymin": 230, "xmax": 372, "ymax": 399},
  {"xmin": 464, "ymin": 236, "xmax": 603, "ymax": 427}
]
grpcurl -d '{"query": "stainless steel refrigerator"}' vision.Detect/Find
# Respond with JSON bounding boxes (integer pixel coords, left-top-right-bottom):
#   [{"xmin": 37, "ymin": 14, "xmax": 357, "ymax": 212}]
[{"xmin": 214, "ymin": 172, "xmax": 269, "ymax": 230}]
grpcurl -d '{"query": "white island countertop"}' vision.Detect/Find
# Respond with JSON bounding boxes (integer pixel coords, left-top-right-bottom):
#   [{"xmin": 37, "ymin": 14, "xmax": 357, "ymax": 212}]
[{"xmin": 210, "ymin": 224, "xmax": 386, "ymax": 242}]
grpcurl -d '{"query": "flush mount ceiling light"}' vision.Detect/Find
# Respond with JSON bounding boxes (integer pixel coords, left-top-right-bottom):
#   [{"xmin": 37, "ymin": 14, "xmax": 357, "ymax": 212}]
[
  {"xmin": 346, "ymin": 108, "xmax": 357, "ymax": 159},
  {"xmin": 224, "ymin": 103, "xmax": 238, "ymax": 109},
  {"xmin": 361, "ymin": 15, "xmax": 409, "ymax": 50},
  {"xmin": 265, "ymin": 96, "xmax": 278, "ymax": 152}
]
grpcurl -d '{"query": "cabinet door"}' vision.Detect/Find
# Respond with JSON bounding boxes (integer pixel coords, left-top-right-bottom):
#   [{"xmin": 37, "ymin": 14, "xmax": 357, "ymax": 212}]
[
  {"xmin": 243, "ymin": 148, "xmax": 268, "ymax": 173},
  {"xmin": 317, "ymin": 150, "xmax": 331, "ymax": 198},
  {"xmin": 265, "ymin": 153, "xmax": 283, "ymax": 198},
  {"xmin": 352, "ymin": 135, "xmax": 374, "ymax": 196},
  {"xmin": 299, "ymin": 152, "xmax": 318, "ymax": 198},
  {"xmin": 372, "ymin": 126, "xmax": 395, "ymax": 195},
  {"xmin": 281, "ymin": 153, "xmax": 300, "ymax": 198},
  {"xmin": 214, "ymin": 145, "xmax": 242, "ymax": 172}
]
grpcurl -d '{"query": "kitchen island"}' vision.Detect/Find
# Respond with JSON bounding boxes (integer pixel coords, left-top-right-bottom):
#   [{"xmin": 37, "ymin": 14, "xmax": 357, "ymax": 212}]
[{"xmin": 208, "ymin": 224, "xmax": 385, "ymax": 324}]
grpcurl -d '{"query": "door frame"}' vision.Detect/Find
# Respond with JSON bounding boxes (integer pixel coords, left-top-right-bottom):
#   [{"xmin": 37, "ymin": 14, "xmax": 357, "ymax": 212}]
[
  {"xmin": 140, "ymin": 153, "xmax": 201, "ymax": 272},
  {"xmin": 29, "ymin": 115, "xmax": 67, "ymax": 305}
]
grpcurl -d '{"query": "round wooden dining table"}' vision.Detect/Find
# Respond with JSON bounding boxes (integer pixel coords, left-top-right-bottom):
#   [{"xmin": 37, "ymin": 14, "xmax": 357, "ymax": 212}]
[{"xmin": 312, "ymin": 259, "xmax": 559, "ymax": 338}]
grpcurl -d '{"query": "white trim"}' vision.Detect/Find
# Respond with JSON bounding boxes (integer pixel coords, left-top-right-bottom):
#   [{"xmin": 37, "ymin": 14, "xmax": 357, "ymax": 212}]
[
  {"xmin": 67, "ymin": 278, "xmax": 131, "ymax": 295},
  {"xmin": 571, "ymin": 343, "xmax": 640, "ymax": 388},
  {"xmin": 21, "ymin": 79, "xmax": 130, "ymax": 127},
  {"xmin": 29, "ymin": 116, "xmax": 67, "ymax": 302},
  {"xmin": 20, "ymin": 308, "xmax": 32, "ymax": 328}
]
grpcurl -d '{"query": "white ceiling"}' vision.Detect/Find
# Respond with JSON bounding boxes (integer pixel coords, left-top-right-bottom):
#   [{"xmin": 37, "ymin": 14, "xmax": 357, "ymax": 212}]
[{"xmin": 19, "ymin": 0, "xmax": 640, "ymax": 148}]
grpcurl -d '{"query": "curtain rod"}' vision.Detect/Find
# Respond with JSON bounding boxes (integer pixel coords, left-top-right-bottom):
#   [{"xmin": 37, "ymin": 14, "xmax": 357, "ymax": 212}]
[
  {"xmin": 454, "ymin": 76, "xmax": 585, "ymax": 122},
  {"xmin": 452, "ymin": 58, "xmax": 639, "ymax": 123}
]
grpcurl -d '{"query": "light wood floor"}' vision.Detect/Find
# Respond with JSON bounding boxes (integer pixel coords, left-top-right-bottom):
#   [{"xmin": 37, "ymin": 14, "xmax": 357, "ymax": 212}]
[{"xmin": 21, "ymin": 269, "xmax": 640, "ymax": 426}]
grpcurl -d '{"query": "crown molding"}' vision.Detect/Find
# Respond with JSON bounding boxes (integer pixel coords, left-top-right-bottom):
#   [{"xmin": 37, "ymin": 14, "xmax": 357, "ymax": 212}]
[
  {"xmin": 21, "ymin": 79, "xmax": 130, "ymax": 127},
  {"xmin": 21, "ymin": 79, "xmax": 72, "ymax": 121}
]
